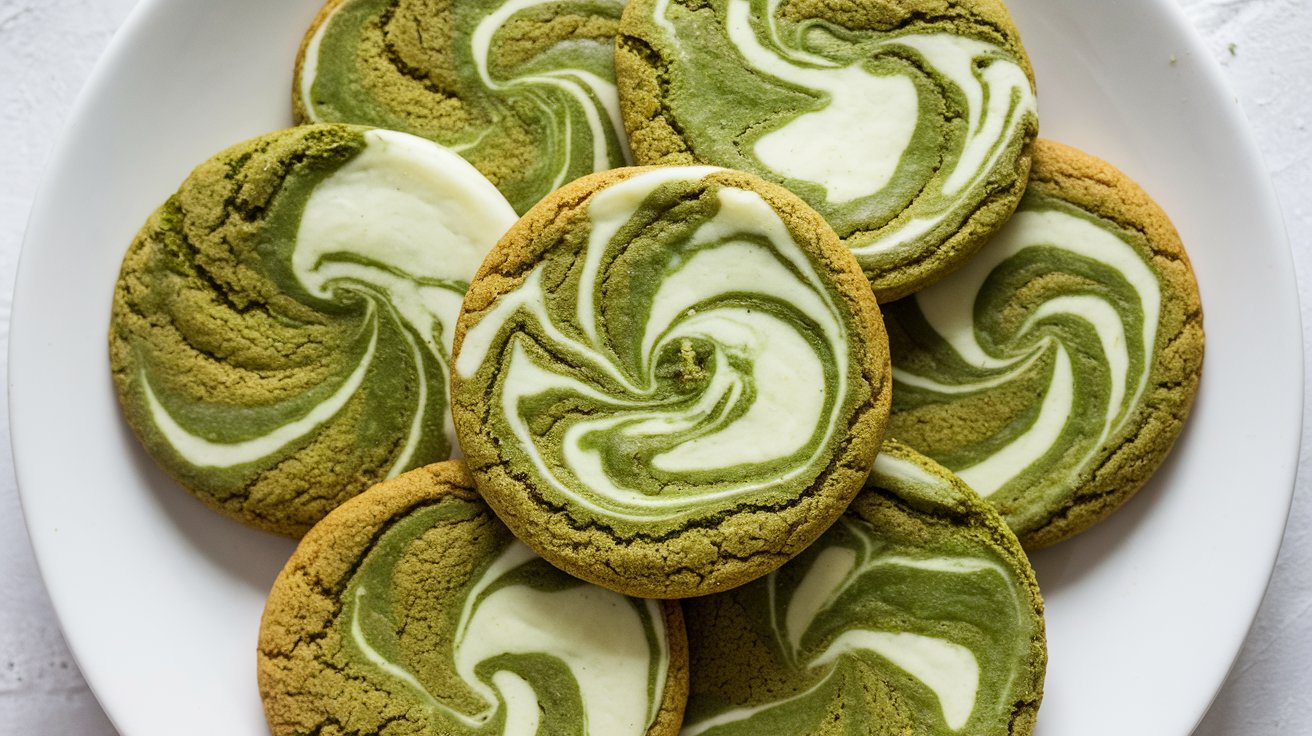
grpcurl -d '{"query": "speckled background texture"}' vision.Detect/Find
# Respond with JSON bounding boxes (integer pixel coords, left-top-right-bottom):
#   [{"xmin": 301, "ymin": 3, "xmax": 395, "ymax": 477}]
[{"xmin": 1, "ymin": 0, "xmax": 1308, "ymax": 733}]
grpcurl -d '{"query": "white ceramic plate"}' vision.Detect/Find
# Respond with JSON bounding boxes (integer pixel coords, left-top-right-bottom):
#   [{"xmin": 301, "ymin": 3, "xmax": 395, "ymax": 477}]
[{"xmin": 10, "ymin": 0, "xmax": 1300, "ymax": 734}]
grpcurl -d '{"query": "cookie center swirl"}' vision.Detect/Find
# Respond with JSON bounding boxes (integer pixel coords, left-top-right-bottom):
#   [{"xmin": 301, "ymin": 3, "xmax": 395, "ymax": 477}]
[
  {"xmin": 341, "ymin": 501, "xmax": 669, "ymax": 734},
  {"xmin": 889, "ymin": 198, "xmax": 1162, "ymax": 501},
  {"xmin": 641, "ymin": 0, "xmax": 1036, "ymax": 271},
  {"xmin": 301, "ymin": 0, "xmax": 630, "ymax": 214},
  {"xmin": 142, "ymin": 130, "xmax": 514, "ymax": 474},
  {"xmin": 455, "ymin": 168, "xmax": 852, "ymax": 527}
]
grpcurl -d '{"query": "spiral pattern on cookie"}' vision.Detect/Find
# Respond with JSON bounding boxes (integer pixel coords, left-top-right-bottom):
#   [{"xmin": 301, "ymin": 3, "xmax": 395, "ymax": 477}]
[
  {"xmin": 341, "ymin": 508, "xmax": 671, "ymax": 734},
  {"xmin": 297, "ymin": 0, "xmax": 630, "ymax": 214},
  {"xmin": 258, "ymin": 463, "xmax": 684, "ymax": 736},
  {"xmin": 682, "ymin": 442, "xmax": 1045, "ymax": 735},
  {"xmin": 884, "ymin": 141, "xmax": 1204, "ymax": 546},
  {"xmin": 452, "ymin": 166, "xmax": 889, "ymax": 597},
  {"xmin": 617, "ymin": 0, "xmax": 1038, "ymax": 299},
  {"xmin": 109, "ymin": 126, "xmax": 517, "ymax": 535}
]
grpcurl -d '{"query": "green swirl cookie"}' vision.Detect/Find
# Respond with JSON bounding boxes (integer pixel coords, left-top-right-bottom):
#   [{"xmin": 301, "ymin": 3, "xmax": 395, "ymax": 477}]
[
  {"xmin": 109, "ymin": 125, "xmax": 517, "ymax": 536},
  {"xmin": 616, "ymin": 0, "xmax": 1038, "ymax": 301},
  {"xmin": 884, "ymin": 139, "xmax": 1205, "ymax": 548},
  {"xmin": 296, "ymin": 0, "xmax": 631, "ymax": 215},
  {"xmin": 451, "ymin": 166, "xmax": 891, "ymax": 598},
  {"xmin": 258, "ymin": 461, "xmax": 689, "ymax": 736},
  {"xmin": 681, "ymin": 441, "xmax": 1046, "ymax": 736}
]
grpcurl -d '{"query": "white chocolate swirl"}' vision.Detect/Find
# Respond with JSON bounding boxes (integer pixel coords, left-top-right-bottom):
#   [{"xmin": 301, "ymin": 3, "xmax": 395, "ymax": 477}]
[
  {"xmin": 888, "ymin": 199, "xmax": 1163, "ymax": 508},
  {"xmin": 630, "ymin": 0, "xmax": 1038, "ymax": 295},
  {"xmin": 143, "ymin": 130, "xmax": 516, "ymax": 474},
  {"xmin": 299, "ymin": 0, "xmax": 630, "ymax": 214},
  {"xmin": 348, "ymin": 540, "xmax": 669, "ymax": 734},
  {"xmin": 454, "ymin": 167, "xmax": 860, "ymax": 528}
]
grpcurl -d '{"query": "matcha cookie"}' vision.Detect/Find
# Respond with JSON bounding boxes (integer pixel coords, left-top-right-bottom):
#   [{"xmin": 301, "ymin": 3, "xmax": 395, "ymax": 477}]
[
  {"xmin": 296, "ymin": 0, "xmax": 631, "ymax": 215},
  {"xmin": 451, "ymin": 166, "xmax": 891, "ymax": 598},
  {"xmin": 883, "ymin": 139, "xmax": 1205, "ymax": 548},
  {"xmin": 258, "ymin": 461, "xmax": 688, "ymax": 736},
  {"xmin": 109, "ymin": 125, "xmax": 517, "ymax": 536},
  {"xmin": 616, "ymin": 0, "xmax": 1038, "ymax": 301},
  {"xmin": 681, "ymin": 441, "xmax": 1046, "ymax": 736}
]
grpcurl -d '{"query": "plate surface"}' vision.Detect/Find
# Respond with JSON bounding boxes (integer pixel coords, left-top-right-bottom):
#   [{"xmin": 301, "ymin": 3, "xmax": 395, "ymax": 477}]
[{"xmin": 10, "ymin": 0, "xmax": 1300, "ymax": 734}]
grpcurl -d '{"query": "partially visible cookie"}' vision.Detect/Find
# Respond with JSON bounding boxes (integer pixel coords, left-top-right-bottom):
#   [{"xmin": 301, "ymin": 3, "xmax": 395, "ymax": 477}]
[
  {"xmin": 109, "ymin": 124, "xmax": 517, "ymax": 536},
  {"xmin": 884, "ymin": 139, "xmax": 1205, "ymax": 548},
  {"xmin": 616, "ymin": 0, "xmax": 1038, "ymax": 301},
  {"xmin": 258, "ymin": 461, "xmax": 688, "ymax": 736},
  {"xmin": 681, "ymin": 441, "xmax": 1046, "ymax": 736},
  {"xmin": 296, "ymin": 0, "xmax": 631, "ymax": 214},
  {"xmin": 451, "ymin": 165, "xmax": 891, "ymax": 599}
]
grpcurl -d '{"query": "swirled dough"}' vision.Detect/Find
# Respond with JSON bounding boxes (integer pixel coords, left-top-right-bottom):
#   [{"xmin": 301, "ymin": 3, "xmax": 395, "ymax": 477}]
[
  {"xmin": 681, "ymin": 441, "xmax": 1046, "ymax": 736},
  {"xmin": 616, "ymin": 0, "xmax": 1038, "ymax": 300},
  {"xmin": 883, "ymin": 140, "xmax": 1204, "ymax": 548},
  {"xmin": 109, "ymin": 125, "xmax": 517, "ymax": 536},
  {"xmin": 258, "ymin": 461, "xmax": 689, "ymax": 735},
  {"xmin": 451, "ymin": 166, "xmax": 891, "ymax": 598},
  {"xmin": 296, "ymin": 0, "xmax": 631, "ymax": 214}
]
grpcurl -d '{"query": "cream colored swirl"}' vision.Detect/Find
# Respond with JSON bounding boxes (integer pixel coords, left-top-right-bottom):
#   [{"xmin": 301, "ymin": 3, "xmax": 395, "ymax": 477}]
[
  {"xmin": 683, "ymin": 514, "xmax": 1022, "ymax": 735},
  {"xmin": 632, "ymin": 0, "xmax": 1037, "ymax": 292},
  {"xmin": 891, "ymin": 204, "xmax": 1162, "ymax": 498},
  {"xmin": 144, "ymin": 130, "xmax": 517, "ymax": 472},
  {"xmin": 349, "ymin": 541, "xmax": 669, "ymax": 734},
  {"xmin": 455, "ymin": 167, "xmax": 856, "ymax": 526},
  {"xmin": 298, "ymin": 0, "xmax": 630, "ymax": 214}
]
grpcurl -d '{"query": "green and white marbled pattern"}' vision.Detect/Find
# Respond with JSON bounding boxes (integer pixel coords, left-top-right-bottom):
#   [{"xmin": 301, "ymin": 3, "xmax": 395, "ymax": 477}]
[
  {"xmin": 454, "ymin": 167, "xmax": 863, "ymax": 534},
  {"xmin": 299, "ymin": 0, "xmax": 630, "ymax": 214},
  {"xmin": 681, "ymin": 442, "xmax": 1044, "ymax": 735},
  {"xmin": 340, "ymin": 497, "xmax": 671, "ymax": 734},
  {"xmin": 884, "ymin": 189, "xmax": 1163, "ymax": 539},
  {"xmin": 112, "ymin": 126, "xmax": 516, "ymax": 532},
  {"xmin": 620, "ymin": 0, "xmax": 1037, "ymax": 297}
]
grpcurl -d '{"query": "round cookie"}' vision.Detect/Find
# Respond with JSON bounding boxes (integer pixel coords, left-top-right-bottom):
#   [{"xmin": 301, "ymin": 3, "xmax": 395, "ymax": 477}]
[
  {"xmin": 616, "ymin": 0, "xmax": 1038, "ymax": 301},
  {"xmin": 883, "ymin": 139, "xmax": 1205, "ymax": 548},
  {"xmin": 296, "ymin": 0, "xmax": 631, "ymax": 215},
  {"xmin": 681, "ymin": 441, "xmax": 1046, "ymax": 736},
  {"xmin": 109, "ymin": 124, "xmax": 517, "ymax": 536},
  {"xmin": 451, "ymin": 165, "xmax": 891, "ymax": 598},
  {"xmin": 258, "ymin": 461, "xmax": 688, "ymax": 736}
]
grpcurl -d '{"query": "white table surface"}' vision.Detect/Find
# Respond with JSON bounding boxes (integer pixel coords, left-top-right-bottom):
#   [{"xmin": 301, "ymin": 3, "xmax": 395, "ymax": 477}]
[{"xmin": 2, "ymin": 0, "xmax": 1308, "ymax": 733}]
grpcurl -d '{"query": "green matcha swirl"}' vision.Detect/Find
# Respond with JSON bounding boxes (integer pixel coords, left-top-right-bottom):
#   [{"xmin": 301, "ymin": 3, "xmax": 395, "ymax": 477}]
[
  {"xmin": 339, "ymin": 498, "xmax": 672, "ymax": 734},
  {"xmin": 617, "ymin": 0, "xmax": 1038, "ymax": 299},
  {"xmin": 298, "ymin": 0, "xmax": 631, "ymax": 214},
  {"xmin": 109, "ymin": 126, "xmax": 517, "ymax": 535},
  {"xmin": 455, "ymin": 167, "xmax": 871, "ymax": 529},
  {"xmin": 884, "ymin": 188, "xmax": 1164, "ymax": 542},
  {"xmin": 452, "ymin": 166, "xmax": 888, "ymax": 597},
  {"xmin": 682, "ymin": 442, "xmax": 1045, "ymax": 735}
]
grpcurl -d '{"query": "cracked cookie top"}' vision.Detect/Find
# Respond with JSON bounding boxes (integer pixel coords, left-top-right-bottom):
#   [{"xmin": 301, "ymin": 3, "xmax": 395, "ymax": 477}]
[
  {"xmin": 258, "ymin": 461, "xmax": 688, "ymax": 736},
  {"xmin": 108, "ymin": 124, "xmax": 517, "ymax": 536},
  {"xmin": 450, "ymin": 166, "xmax": 891, "ymax": 598},
  {"xmin": 295, "ymin": 0, "xmax": 632, "ymax": 215},
  {"xmin": 882, "ymin": 139, "xmax": 1205, "ymax": 548},
  {"xmin": 680, "ymin": 441, "xmax": 1046, "ymax": 736},
  {"xmin": 616, "ymin": 0, "xmax": 1038, "ymax": 301}
]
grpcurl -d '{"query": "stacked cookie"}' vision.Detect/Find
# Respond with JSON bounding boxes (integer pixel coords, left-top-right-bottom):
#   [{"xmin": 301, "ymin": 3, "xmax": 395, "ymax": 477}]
[{"xmin": 107, "ymin": 0, "xmax": 1202, "ymax": 733}]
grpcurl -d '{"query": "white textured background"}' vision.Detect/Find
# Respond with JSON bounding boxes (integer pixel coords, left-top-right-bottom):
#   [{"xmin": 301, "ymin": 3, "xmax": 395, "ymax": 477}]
[{"xmin": 1, "ymin": 0, "xmax": 1308, "ymax": 733}]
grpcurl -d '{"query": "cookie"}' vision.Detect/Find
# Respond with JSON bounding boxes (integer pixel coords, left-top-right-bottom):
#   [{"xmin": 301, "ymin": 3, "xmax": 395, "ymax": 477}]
[
  {"xmin": 296, "ymin": 0, "xmax": 631, "ymax": 215},
  {"xmin": 680, "ymin": 441, "xmax": 1046, "ymax": 736},
  {"xmin": 451, "ymin": 165, "xmax": 891, "ymax": 598},
  {"xmin": 883, "ymin": 139, "xmax": 1205, "ymax": 548},
  {"xmin": 616, "ymin": 0, "xmax": 1038, "ymax": 301},
  {"xmin": 109, "ymin": 124, "xmax": 517, "ymax": 536},
  {"xmin": 258, "ymin": 461, "xmax": 688, "ymax": 736}
]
